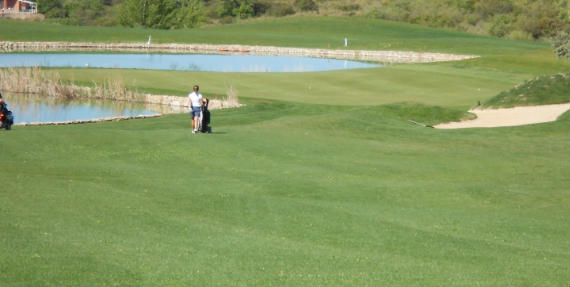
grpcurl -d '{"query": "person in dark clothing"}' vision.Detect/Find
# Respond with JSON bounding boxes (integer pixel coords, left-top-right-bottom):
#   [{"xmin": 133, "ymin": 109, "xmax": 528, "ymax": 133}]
[{"xmin": 0, "ymin": 93, "xmax": 14, "ymax": 130}]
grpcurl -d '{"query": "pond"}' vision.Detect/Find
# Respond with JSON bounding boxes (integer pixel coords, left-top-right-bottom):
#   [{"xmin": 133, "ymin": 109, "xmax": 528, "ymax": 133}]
[
  {"xmin": 2, "ymin": 93, "xmax": 181, "ymax": 124},
  {"xmin": 0, "ymin": 52, "xmax": 380, "ymax": 72}
]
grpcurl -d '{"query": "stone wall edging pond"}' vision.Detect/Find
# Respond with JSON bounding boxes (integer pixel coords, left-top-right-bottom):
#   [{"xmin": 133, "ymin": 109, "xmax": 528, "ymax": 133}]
[
  {"xmin": 0, "ymin": 41, "xmax": 478, "ymax": 63},
  {"xmin": 14, "ymin": 114, "xmax": 162, "ymax": 126}
]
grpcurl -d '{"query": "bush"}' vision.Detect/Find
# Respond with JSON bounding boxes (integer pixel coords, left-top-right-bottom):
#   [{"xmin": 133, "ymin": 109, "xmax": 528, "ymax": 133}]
[
  {"xmin": 267, "ymin": 3, "xmax": 295, "ymax": 17},
  {"xmin": 507, "ymin": 30, "xmax": 533, "ymax": 41},
  {"xmin": 294, "ymin": 0, "xmax": 317, "ymax": 12},
  {"xmin": 234, "ymin": 1, "xmax": 254, "ymax": 19},
  {"xmin": 366, "ymin": 1, "xmax": 411, "ymax": 22},
  {"xmin": 408, "ymin": 1, "xmax": 463, "ymax": 28},
  {"xmin": 251, "ymin": 0, "xmax": 271, "ymax": 16},
  {"xmin": 516, "ymin": 0, "xmax": 569, "ymax": 39},
  {"xmin": 552, "ymin": 32, "xmax": 569, "ymax": 59},
  {"xmin": 474, "ymin": 0, "xmax": 513, "ymax": 19},
  {"xmin": 336, "ymin": 3, "xmax": 360, "ymax": 12},
  {"xmin": 215, "ymin": 0, "xmax": 254, "ymax": 19},
  {"xmin": 487, "ymin": 14, "xmax": 515, "ymax": 37},
  {"xmin": 63, "ymin": 0, "xmax": 104, "ymax": 25},
  {"xmin": 219, "ymin": 15, "xmax": 234, "ymax": 24},
  {"xmin": 37, "ymin": 0, "xmax": 65, "ymax": 18}
]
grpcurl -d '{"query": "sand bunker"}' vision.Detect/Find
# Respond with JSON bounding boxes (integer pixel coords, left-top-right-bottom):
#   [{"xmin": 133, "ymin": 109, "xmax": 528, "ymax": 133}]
[{"xmin": 435, "ymin": 103, "xmax": 570, "ymax": 129}]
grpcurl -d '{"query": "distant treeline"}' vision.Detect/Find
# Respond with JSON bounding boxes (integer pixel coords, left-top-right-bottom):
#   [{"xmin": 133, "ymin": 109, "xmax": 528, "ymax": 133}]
[
  {"xmin": 36, "ymin": 0, "xmax": 569, "ymax": 40},
  {"xmin": 368, "ymin": 0, "xmax": 569, "ymax": 40}
]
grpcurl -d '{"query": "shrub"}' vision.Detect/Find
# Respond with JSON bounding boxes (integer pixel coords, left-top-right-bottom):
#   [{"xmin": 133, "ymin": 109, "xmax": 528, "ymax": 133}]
[
  {"xmin": 294, "ymin": 0, "xmax": 318, "ymax": 12},
  {"xmin": 487, "ymin": 14, "xmax": 515, "ymax": 37},
  {"xmin": 63, "ymin": 0, "xmax": 105, "ymax": 25},
  {"xmin": 507, "ymin": 30, "xmax": 533, "ymax": 41},
  {"xmin": 267, "ymin": 3, "xmax": 295, "ymax": 17},
  {"xmin": 251, "ymin": 0, "xmax": 271, "ymax": 16},
  {"xmin": 219, "ymin": 15, "xmax": 234, "ymax": 24},
  {"xmin": 552, "ymin": 32, "xmax": 569, "ymax": 59},
  {"xmin": 336, "ymin": 3, "xmax": 360, "ymax": 12},
  {"xmin": 474, "ymin": 0, "xmax": 513, "ymax": 19},
  {"xmin": 37, "ymin": 0, "xmax": 65, "ymax": 18},
  {"xmin": 408, "ymin": 1, "xmax": 463, "ymax": 28},
  {"xmin": 234, "ymin": 1, "xmax": 254, "ymax": 18}
]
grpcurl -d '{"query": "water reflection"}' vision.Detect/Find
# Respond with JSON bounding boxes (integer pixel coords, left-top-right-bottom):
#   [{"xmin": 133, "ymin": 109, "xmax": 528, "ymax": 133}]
[
  {"xmin": 3, "ymin": 93, "xmax": 182, "ymax": 124},
  {"xmin": 0, "ymin": 53, "xmax": 379, "ymax": 72}
]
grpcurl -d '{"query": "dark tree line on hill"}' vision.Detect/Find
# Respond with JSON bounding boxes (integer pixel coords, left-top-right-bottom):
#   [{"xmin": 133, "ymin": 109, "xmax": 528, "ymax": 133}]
[{"xmin": 36, "ymin": 0, "xmax": 569, "ymax": 41}]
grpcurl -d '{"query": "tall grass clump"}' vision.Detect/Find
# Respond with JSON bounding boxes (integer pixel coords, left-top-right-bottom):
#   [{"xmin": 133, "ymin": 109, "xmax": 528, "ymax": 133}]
[
  {"xmin": 0, "ymin": 67, "xmax": 77, "ymax": 98},
  {"xmin": 0, "ymin": 67, "xmax": 143, "ymax": 102},
  {"xmin": 226, "ymin": 85, "xmax": 239, "ymax": 106},
  {"xmin": 208, "ymin": 84, "xmax": 242, "ymax": 109},
  {"xmin": 90, "ymin": 77, "xmax": 144, "ymax": 102}
]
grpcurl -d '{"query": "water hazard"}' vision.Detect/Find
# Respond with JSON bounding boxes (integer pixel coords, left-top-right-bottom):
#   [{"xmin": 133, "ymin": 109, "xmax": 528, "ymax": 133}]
[
  {"xmin": 2, "ymin": 93, "xmax": 179, "ymax": 124},
  {"xmin": 0, "ymin": 52, "xmax": 379, "ymax": 72}
]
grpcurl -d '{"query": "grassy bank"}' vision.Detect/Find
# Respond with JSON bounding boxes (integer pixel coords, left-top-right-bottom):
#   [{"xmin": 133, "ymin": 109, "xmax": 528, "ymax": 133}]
[
  {"xmin": 0, "ymin": 16, "xmax": 569, "ymax": 286},
  {"xmin": 483, "ymin": 73, "xmax": 570, "ymax": 108}
]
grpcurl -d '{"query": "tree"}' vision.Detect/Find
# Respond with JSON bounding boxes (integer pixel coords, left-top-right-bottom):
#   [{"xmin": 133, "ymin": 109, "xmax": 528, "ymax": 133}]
[
  {"xmin": 119, "ymin": 0, "xmax": 203, "ymax": 29},
  {"xmin": 216, "ymin": 0, "xmax": 254, "ymax": 19},
  {"xmin": 234, "ymin": 0, "xmax": 254, "ymax": 19},
  {"xmin": 177, "ymin": 0, "xmax": 204, "ymax": 28},
  {"xmin": 517, "ymin": 0, "xmax": 567, "ymax": 39},
  {"xmin": 37, "ymin": 0, "xmax": 65, "ymax": 18},
  {"xmin": 64, "ymin": 0, "xmax": 105, "ymax": 25},
  {"xmin": 119, "ymin": 0, "xmax": 148, "ymax": 27}
]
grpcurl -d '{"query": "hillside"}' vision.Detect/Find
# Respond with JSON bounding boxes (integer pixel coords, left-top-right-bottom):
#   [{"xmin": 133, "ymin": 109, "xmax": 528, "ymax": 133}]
[{"xmin": 32, "ymin": 0, "xmax": 569, "ymax": 40}]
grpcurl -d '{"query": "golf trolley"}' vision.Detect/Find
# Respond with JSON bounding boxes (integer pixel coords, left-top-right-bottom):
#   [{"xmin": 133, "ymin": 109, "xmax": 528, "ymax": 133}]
[
  {"xmin": 0, "ymin": 111, "xmax": 13, "ymax": 130},
  {"xmin": 0, "ymin": 94, "xmax": 13, "ymax": 130},
  {"xmin": 197, "ymin": 98, "xmax": 212, "ymax": 133}
]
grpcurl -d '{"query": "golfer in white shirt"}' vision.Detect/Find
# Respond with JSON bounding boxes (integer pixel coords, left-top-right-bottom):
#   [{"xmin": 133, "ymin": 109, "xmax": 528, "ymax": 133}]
[{"xmin": 188, "ymin": 85, "xmax": 203, "ymax": 133}]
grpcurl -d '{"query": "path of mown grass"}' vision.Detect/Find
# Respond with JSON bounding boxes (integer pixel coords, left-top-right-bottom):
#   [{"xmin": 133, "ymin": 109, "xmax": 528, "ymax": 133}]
[{"xmin": 1, "ymin": 16, "xmax": 569, "ymax": 286}]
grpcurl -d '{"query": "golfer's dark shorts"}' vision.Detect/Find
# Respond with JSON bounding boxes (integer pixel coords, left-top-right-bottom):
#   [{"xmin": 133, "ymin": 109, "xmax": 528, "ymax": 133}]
[{"xmin": 190, "ymin": 107, "xmax": 201, "ymax": 118}]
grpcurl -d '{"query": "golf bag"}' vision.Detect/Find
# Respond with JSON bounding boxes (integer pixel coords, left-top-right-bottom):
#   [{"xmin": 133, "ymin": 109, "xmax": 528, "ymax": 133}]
[
  {"xmin": 199, "ymin": 98, "xmax": 211, "ymax": 133},
  {"xmin": 0, "ymin": 110, "xmax": 14, "ymax": 130},
  {"xmin": 0, "ymin": 102, "xmax": 13, "ymax": 130}
]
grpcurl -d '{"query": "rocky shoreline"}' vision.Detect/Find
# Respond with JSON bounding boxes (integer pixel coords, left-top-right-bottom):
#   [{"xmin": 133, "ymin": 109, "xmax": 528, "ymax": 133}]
[
  {"xmin": 13, "ymin": 114, "xmax": 162, "ymax": 126},
  {"xmin": 0, "ymin": 41, "xmax": 478, "ymax": 63}
]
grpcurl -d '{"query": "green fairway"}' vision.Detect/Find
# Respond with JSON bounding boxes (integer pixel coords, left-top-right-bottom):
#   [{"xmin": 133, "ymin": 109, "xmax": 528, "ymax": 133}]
[
  {"xmin": 1, "ymin": 16, "xmax": 569, "ymax": 286},
  {"xmin": 1, "ymin": 103, "xmax": 568, "ymax": 286}
]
